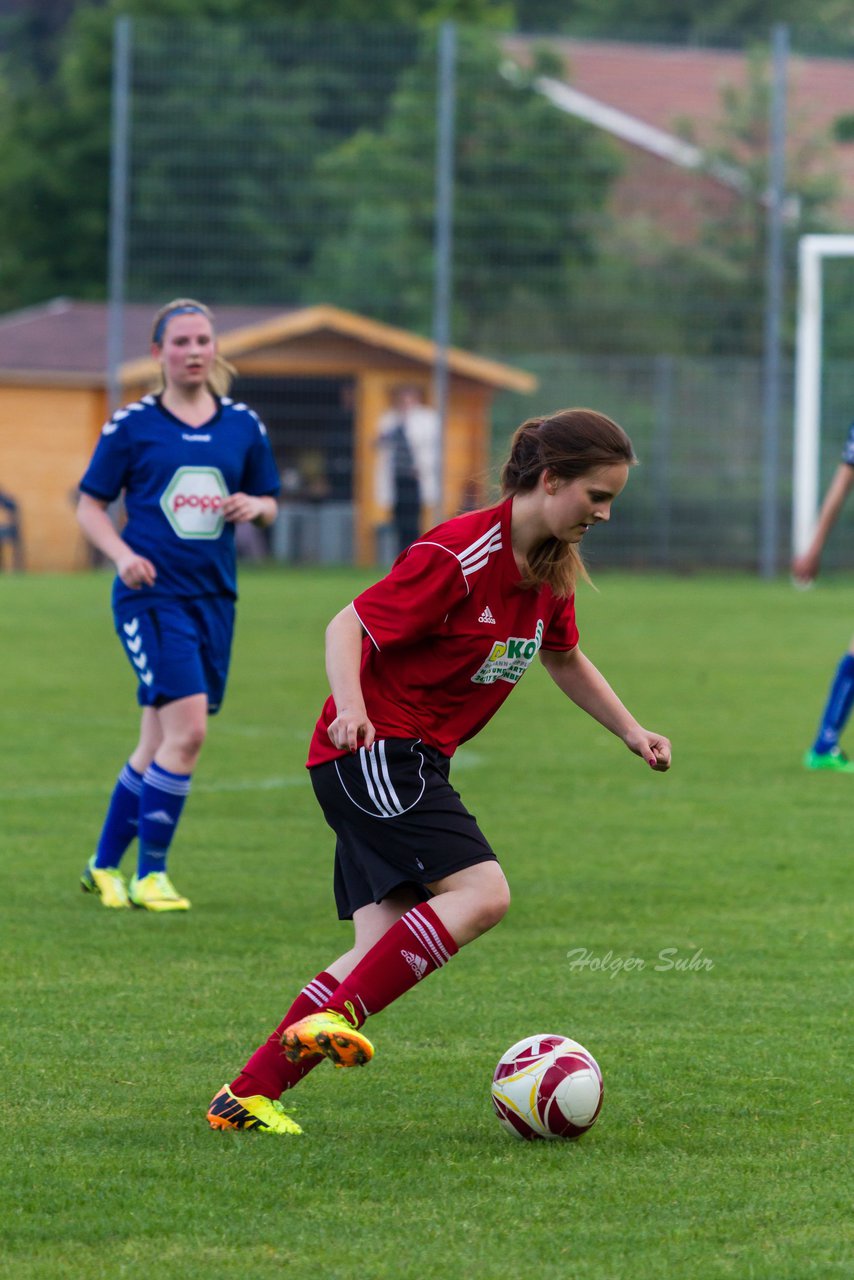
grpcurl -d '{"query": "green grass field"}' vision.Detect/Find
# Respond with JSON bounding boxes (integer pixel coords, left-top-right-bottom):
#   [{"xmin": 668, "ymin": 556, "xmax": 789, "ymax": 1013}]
[{"xmin": 1, "ymin": 566, "xmax": 850, "ymax": 1280}]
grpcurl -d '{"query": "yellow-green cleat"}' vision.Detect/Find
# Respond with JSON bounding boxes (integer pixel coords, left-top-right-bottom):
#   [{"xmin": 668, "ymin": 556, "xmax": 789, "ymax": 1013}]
[
  {"xmin": 803, "ymin": 747, "xmax": 854, "ymax": 773},
  {"xmin": 80, "ymin": 857, "xmax": 130, "ymax": 908},
  {"xmin": 129, "ymin": 871, "xmax": 190, "ymax": 912},
  {"xmin": 206, "ymin": 1084, "xmax": 302, "ymax": 1135},
  {"xmin": 282, "ymin": 1010, "xmax": 374, "ymax": 1068}
]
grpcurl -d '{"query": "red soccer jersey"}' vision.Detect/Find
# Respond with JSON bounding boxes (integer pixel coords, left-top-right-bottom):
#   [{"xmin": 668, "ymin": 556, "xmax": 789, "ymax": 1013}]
[{"xmin": 307, "ymin": 497, "xmax": 579, "ymax": 766}]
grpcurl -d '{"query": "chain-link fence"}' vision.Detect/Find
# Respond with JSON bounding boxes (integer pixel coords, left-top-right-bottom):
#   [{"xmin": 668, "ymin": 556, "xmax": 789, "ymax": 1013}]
[{"xmin": 107, "ymin": 18, "xmax": 854, "ymax": 571}]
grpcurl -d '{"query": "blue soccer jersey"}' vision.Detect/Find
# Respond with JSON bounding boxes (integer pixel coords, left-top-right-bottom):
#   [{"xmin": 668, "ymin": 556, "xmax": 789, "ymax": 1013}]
[{"xmin": 80, "ymin": 394, "xmax": 280, "ymax": 609}]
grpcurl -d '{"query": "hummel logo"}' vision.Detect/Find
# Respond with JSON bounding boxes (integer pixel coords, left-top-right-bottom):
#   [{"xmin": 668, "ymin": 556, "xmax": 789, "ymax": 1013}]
[
  {"xmin": 478, "ymin": 605, "xmax": 496, "ymax": 624},
  {"xmin": 401, "ymin": 949, "xmax": 428, "ymax": 980},
  {"xmin": 143, "ymin": 809, "xmax": 174, "ymax": 825},
  {"xmin": 123, "ymin": 618, "xmax": 139, "ymax": 637}
]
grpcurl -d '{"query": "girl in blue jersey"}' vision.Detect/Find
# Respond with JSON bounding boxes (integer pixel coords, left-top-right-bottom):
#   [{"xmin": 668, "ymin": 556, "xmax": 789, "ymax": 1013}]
[
  {"xmin": 792, "ymin": 422, "xmax": 854, "ymax": 771},
  {"xmin": 77, "ymin": 299, "xmax": 281, "ymax": 911}
]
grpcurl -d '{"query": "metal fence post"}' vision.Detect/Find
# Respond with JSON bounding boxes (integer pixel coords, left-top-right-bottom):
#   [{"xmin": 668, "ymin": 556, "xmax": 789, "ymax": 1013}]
[
  {"xmin": 432, "ymin": 21, "xmax": 456, "ymax": 517},
  {"xmin": 759, "ymin": 23, "xmax": 789, "ymax": 577},
  {"xmin": 107, "ymin": 15, "xmax": 133, "ymax": 414}
]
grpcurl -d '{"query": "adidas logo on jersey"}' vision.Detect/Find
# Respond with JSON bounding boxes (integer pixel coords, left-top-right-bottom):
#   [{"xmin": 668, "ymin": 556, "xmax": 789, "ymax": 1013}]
[
  {"xmin": 400, "ymin": 949, "xmax": 428, "ymax": 980},
  {"xmin": 478, "ymin": 605, "xmax": 497, "ymax": 625}
]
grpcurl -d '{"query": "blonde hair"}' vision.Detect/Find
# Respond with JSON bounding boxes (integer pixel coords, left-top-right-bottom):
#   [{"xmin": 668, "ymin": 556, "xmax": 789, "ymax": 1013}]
[
  {"xmin": 150, "ymin": 298, "xmax": 236, "ymax": 397},
  {"xmin": 501, "ymin": 408, "xmax": 636, "ymax": 597}
]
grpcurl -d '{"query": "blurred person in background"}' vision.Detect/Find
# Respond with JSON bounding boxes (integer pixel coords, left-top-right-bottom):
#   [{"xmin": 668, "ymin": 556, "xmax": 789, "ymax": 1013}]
[
  {"xmin": 76, "ymin": 299, "xmax": 280, "ymax": 911},
  {"xmin": 792, "ymin": 423, "xmax": 854, "ymax": 772},
  {"xmin": 375, "ymin": 384, "xmax": 440, "ymax": 554}
]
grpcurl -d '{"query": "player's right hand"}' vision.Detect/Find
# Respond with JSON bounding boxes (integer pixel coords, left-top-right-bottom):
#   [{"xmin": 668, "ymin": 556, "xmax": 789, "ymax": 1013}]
[
  {"xmin": 116, "ymin": 551, "xmax": 157, "ymax": 590},
  {"xmin": 327, "ymin": 707, "xmax": 376, "ymax": 753},
  {"xmin": 791, "ymin": 550, "xmax": 820, "ymax": 585}
]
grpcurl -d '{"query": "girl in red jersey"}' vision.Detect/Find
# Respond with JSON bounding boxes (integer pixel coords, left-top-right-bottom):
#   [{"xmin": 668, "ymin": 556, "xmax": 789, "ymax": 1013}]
[{"xmin": 207, "ymin": 408, "xmax": 671, "ymax": 1135}]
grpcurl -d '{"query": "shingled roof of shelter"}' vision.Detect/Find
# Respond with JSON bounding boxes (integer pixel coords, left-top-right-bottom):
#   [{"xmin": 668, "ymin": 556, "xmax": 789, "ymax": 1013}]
[
  {"xmin": 0, "ymin": 299, "xmax": 536, "ymax": 393},
  {"xmin": 0, "ymin": 299, "xmax": 288, "ymax": 377},
  {"xmin": 506, "ymin": 35, "xmax": 854, "ymax": 223}
]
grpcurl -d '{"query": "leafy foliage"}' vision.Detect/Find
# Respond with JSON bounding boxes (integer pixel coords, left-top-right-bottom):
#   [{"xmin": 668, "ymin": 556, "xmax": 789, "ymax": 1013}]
[{"xmin": 307, "ymin": 31, "xmax": 620, "ymax": 349}]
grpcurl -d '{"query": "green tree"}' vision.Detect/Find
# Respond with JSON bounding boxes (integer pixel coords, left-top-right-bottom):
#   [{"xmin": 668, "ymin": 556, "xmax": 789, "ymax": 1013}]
[
  {"xmin": 307, "ymin": 32, "xmax": 621, "ymax": 350},
  {"xmin": 0, "ymin": 0, "xmax": 511, "ymax": 313}
]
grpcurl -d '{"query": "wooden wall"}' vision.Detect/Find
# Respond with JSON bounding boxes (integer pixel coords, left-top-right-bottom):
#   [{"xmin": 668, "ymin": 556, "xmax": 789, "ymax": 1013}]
[{"xmin": 0, "ymin": 383, "xmax": 106, "ymax": 571}]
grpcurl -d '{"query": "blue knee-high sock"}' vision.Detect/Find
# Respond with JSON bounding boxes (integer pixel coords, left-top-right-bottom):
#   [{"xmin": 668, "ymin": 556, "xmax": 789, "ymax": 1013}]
[
  {"xmin": 137, "ymin": 762, "xmax": 192, "ymax": 878},
  {"xmin": 812, "ymin": 654, "xmax": 854, "ymax": 753},
  {"xmin": 94, "ymin": 763, "xmax": 144, "ymax": 869}
]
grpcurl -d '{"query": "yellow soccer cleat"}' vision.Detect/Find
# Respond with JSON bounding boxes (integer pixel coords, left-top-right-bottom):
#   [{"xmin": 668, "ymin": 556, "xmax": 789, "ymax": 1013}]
[
  {"xmin": 282, "ymin": 1010, "xmax": 374, "ymax": 1068},
  {"xmin": 80, "ymin": 857, "xmax": 130, "ymax": 909},
  {"xmin": 128, "ymin": 871, "xmax": 190, "ymax": 912},
  {"xmin": 206, "ymin": 1084, "xmax": 302, "ymax": 1135}
]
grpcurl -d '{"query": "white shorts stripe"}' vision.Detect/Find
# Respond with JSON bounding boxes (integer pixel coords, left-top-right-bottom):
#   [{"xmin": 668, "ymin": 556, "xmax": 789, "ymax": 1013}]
[
  {"xmin": 376, "ymin": 741, "xmax": 405, "ymax": 814},
  {"xmin": 358, "ymin": 748, "xmax": 393, "ymax": 816},
  {"xmin": 366, "ymin": 746, "xmax": 399, "ymax": 816}
]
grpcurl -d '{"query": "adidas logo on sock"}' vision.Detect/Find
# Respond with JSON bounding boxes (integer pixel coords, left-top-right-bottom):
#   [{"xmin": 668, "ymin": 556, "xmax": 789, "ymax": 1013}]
[
  {"xmin": 143, "ymin": 809, "xmax": 175, "ymax": 825},
  {"xmin": 478, "ymin": 605, "xmax": 496, "ymax": 624},
  {"xmin": 401, "ymin": 949, "xmax": 428, "ymax": 980}
]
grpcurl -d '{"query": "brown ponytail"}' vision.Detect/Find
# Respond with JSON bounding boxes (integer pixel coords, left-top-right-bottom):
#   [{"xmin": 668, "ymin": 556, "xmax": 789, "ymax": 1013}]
[{"xmin": 501, "ymin": 408, "xmax": 636, "ymax": 597}]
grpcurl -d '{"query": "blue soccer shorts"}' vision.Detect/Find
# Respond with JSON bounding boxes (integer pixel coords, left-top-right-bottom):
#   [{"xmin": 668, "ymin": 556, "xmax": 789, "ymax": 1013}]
[{"xmin": 113, "ymin": 597, "xmax": 235, "ymax": 714}]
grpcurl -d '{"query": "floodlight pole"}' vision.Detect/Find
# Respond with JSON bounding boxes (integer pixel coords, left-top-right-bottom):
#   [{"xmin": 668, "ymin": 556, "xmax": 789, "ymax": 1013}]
[{"xmin": 792, "ymin": 234, "xmax": 854, "ymax": 556}]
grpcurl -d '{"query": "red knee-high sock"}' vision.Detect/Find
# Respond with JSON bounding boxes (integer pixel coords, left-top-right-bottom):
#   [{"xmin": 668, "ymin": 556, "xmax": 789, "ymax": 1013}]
[
  {"xmin": 230, "ymin": 971, "xmax": 337, "ymax": 1100},
  {"xmin": 324, "ymin": 904, "xmax": 459, "ymax": 1026}
]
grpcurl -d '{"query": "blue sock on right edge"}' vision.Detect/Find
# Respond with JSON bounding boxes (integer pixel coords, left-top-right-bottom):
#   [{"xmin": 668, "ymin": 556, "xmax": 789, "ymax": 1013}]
[{"xmin": 812, "ymin": 653, "xmax": 854, "ymax": 754}]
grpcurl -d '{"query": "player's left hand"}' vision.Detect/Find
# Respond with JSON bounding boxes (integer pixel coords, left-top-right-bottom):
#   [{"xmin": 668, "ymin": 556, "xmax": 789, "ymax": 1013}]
[
  {"xmin": 625, "ymin": 727, "xmax": 671, "ymax": 771},
  {"xmin": 221, "ymin": 492, "xmax": 266, "ymax": 524}
]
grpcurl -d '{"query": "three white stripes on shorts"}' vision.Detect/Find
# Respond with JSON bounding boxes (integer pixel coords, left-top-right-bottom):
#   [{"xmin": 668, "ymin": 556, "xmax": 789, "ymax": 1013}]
[{"xmin": 358, "ymin": 742, "xmax": 405, "ymax": 817}]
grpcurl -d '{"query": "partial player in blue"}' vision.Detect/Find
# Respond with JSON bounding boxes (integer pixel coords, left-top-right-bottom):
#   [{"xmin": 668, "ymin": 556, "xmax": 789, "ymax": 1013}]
[
  {"xmin": 76, "ymin": 299, "xmax": 281, "ymax": 909},
  {"xmin": 792, "ymin": 420, "xmax": 854, "ymax": 772}
]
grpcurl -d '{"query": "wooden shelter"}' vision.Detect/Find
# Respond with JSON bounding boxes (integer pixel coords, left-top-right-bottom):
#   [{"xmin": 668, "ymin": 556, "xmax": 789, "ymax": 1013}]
[{"xmin": 0, "ymin": 299, "xmax": 535, "ymax": 572}]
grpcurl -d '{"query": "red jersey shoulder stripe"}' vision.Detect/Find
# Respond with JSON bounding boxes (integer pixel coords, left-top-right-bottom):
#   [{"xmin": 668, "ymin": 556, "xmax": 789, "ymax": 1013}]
[{"xmin": 458, "ymin": 520, "xmax": 502, "ymax": 580}]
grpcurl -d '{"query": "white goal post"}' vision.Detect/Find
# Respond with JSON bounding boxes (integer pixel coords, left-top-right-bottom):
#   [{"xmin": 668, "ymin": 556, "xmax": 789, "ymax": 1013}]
[{"xmin": 793, "ymin": 234, "xmax": 854, "ymax": 556}]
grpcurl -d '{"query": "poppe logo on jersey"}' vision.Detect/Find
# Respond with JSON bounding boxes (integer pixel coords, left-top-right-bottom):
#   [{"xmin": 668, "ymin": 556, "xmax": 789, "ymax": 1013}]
[
  {"xmin": 160, "ymin": 466, "xmax": 228, "ymax": 540},
  {"xmin": 471, "ymin": 619, "xmax": 544, "ymax": 686}
]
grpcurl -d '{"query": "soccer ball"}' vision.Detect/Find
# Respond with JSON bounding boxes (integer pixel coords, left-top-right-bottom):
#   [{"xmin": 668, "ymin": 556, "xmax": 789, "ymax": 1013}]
[{"xmin": 491, "ymin": 1033, "xmax": 603, "ymax": 1140}]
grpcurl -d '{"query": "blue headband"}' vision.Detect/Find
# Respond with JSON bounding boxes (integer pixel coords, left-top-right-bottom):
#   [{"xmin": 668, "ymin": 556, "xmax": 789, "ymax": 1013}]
[{"xmin": 153, "ymin": 304, "xmax": 207, "ymax": 345}]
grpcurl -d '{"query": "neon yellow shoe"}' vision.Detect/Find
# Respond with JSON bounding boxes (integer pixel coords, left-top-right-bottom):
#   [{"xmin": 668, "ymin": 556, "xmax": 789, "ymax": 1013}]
[
  {"xmin": 803, "ymin": 747, "xmax": 854, "ymax": 773},
  {"xmin": 128, "ymin": 871, "xmax": 190, "ymax": 912},
  {"xmin": 80, "ymin": 857, "xmax": 130, "ymax": 909},
  {"xmin": 282, "ymin": 1010, "xmax": 374, "ymax": 1068},
  {"xmin": 206, "ymin": 1084, "xmax": 302, "ymax": 1135}
]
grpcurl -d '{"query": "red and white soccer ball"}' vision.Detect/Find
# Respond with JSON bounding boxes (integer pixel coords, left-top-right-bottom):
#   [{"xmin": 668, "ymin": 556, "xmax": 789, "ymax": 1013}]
[{"xmin": 491, "ymin": 1034, "xmax": 604, "ymax": 1140}]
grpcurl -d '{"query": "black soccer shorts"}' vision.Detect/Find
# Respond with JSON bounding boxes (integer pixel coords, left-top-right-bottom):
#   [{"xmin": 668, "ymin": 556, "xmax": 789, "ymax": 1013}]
[{"xmin": 310, "ymin": 738, "xmax": 498, "ymax": 920}]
